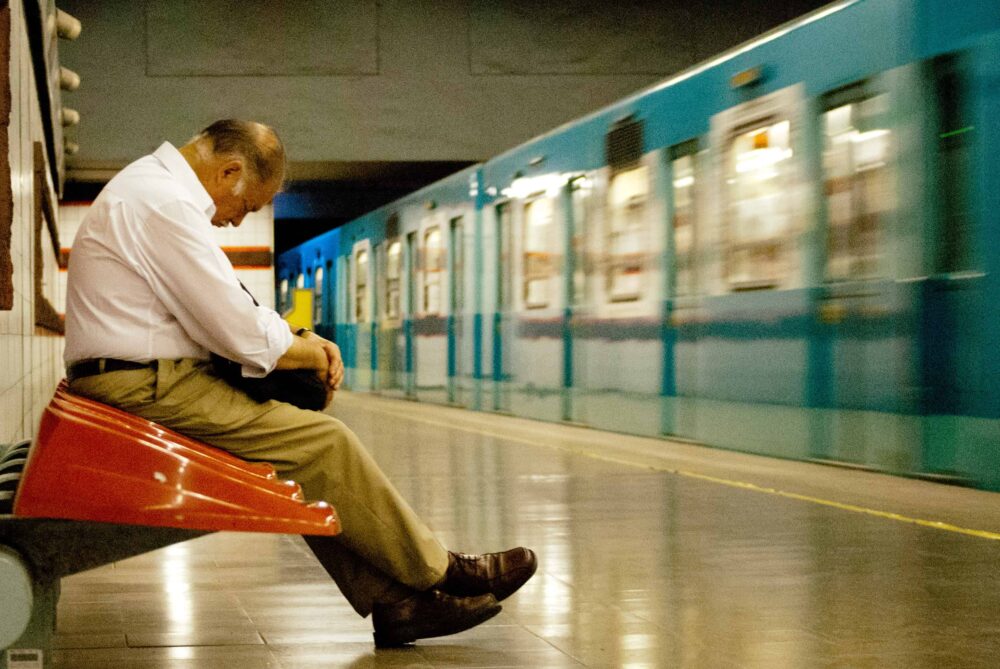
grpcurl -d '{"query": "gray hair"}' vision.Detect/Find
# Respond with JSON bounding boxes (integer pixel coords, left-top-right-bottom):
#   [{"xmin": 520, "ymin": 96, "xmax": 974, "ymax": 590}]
[{"xmin": 193, "ymin": 119, "xmax": 286, "ymax": 185}]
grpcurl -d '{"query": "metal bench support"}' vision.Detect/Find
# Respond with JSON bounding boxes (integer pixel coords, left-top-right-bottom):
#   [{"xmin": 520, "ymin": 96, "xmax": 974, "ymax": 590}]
[{"xmin": 0, "ymin": 518, "xmax": 207, "ymax": 668}]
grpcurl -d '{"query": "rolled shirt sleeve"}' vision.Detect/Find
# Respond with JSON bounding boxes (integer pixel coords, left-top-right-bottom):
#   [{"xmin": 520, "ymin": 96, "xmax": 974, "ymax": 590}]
[{"xmin": 244, "ymin": 304, "xmax": 294, "ymax": 378}]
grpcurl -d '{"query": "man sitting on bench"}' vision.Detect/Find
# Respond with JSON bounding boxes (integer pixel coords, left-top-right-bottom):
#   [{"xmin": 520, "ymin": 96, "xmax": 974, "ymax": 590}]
[{"xmin": 62, "ymin": 119, "xmax": 537, "ymax": 648}]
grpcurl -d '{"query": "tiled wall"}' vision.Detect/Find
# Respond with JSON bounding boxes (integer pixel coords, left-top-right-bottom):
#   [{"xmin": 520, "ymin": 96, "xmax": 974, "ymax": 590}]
[
  {"xmin": 209, "ymin": 205, "xmax": 276, "ymax": 309},
  {"xmin": 54, "ymin": 201, "xmax": 83, "ymax": 315},
  {"xmin": 0, "ymin": 0, "xmax": 64, "ymax": 445}
]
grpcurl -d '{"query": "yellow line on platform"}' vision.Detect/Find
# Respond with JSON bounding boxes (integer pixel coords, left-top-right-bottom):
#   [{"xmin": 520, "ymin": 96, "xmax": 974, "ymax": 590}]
[
  {"xmin": 364, "ymin": 402, "xmax": 1000, "ymax": 542},
  {"xmin": 674, "ymin": 470, "xmax": 1000, "ymax": 541}
]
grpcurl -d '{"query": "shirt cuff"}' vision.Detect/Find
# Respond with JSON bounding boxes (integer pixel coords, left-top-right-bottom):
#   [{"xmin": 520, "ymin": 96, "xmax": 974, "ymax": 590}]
[{"xmin": 240, "ymin": 308, "xmax": 294, "ymax": 378}]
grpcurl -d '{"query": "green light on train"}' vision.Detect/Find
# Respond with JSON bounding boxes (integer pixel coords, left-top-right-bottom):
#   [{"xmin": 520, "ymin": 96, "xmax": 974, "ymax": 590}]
[{"xmin": 939, "ymin": 126, "xmax": 974, "ymax": 139}]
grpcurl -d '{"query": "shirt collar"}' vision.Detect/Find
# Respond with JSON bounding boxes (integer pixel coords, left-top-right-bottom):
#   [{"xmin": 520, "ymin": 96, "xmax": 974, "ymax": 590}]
[{"xmin": 152, "ymin": 142, "xmax": 217, "ymax": 220}]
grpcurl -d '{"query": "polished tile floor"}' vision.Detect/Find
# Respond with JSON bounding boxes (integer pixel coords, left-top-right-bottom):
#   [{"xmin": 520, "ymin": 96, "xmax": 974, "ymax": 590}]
[{"xmin": 50, "ymin": 393, "xmax": 1000, "ymax": 668}]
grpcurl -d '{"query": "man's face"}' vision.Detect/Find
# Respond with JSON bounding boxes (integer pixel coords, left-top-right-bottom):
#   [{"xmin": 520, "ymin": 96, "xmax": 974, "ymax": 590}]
[{"xmin": 211, "ymin": 170, "xmax": 281, "ymax": 228}]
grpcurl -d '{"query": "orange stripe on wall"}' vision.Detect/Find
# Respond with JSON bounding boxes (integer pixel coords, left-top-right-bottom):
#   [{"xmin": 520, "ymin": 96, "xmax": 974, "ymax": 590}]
[
  {"xmin": 225, "ymin": 247, "xmax": 273, "ymax": 268},
  {"xmin": 64, "ymin": 265, "xmax": 271, "ymax": 271},
  {"xmin": 58, "ymin": 246, "xmax": 273, "ymax": 269},
  {"xmin": 222, "ymin": 246, "xmax": 272, "ymax": 253}
]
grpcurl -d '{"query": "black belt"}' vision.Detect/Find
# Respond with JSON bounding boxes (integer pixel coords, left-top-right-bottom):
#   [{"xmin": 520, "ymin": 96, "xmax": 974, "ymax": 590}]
[{"xmin": 67, "ymin": 358, "xmax": 157, "ymax": 382}]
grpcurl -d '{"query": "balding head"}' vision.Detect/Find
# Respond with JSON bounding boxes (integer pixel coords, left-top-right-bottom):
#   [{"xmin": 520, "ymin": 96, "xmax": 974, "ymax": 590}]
[
  {"xmin": 190, "ymin": 119, "xmax": 286, "ymax": 187},
  {"xmin": 179, "ymin": 119, "xmax": 287, "ymax": 227}
]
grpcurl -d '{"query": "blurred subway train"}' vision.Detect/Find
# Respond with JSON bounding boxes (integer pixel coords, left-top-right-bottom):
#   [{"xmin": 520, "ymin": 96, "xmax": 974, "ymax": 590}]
[{"xmin": 277, "ymin": 0, "xmax": 1000, "ymax": 490}]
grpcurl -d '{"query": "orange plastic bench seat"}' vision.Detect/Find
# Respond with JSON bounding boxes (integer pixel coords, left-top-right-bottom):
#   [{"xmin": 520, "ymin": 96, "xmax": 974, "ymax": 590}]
[
  {"xmin": 13, "ymin": 383, "xmax": 340, "ymax": 536},
  {"xmin": 47, "ymin": 384, "xmax": 291, "ymax": 495}
]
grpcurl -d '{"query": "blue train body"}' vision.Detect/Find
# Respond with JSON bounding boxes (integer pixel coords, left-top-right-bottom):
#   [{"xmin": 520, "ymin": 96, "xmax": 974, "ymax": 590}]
[{"xmin": 277, "ymin": 0, "xmax": 1000, "ymax": 490}]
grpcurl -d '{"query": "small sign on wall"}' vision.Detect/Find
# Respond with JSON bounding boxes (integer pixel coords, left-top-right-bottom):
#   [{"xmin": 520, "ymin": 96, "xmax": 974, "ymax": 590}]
[{"xmin": 6, "ymin": 649, "xmax": 43, "ymax": 669}]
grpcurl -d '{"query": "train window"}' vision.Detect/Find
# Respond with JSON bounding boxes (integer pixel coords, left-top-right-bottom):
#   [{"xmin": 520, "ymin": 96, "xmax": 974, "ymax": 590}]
[
  {"xmin": 450, "ymin": 217, "xmax": 465, "ymax": 312},
  {"xmin": 385, "ymin": 239, "xmax": 402, "ymax": 319},
  {"xmin": 822, "ymin": 94, "xmax": 892, "ymax": 281},
  {"xmin": 570, "ymin": 177, "xmax": 592, "ymax": 307},
  {"xmin": 933, "ymin": 55, "xmax": 973, "ymax": 273},
  {"xmin": 606, "ymin": 165, "xmax": 649, "ymax": 302},
  {"xmin": 342, "ymin": 255, "xmax": 351, "ymax": 323},
  {"xmin": 670, "ymin": 141, "xmax": 701, "ymax": 296},
  {"xmin": 423, "ymin": 226, "xmax": 444, "ymax": 314},
  {"xmin": 495, "ymin": 203, "xmax": 513, "ymax": 310},
  {"xmin": 405, "ymin": 232, "xmax": 417, "ymax": 316},
  {"xmin": 326, "ymin": 261, "xmax": 334, "ymax": 323},
  {"xmin": 523, "ymin": 197, "xmax": 556, "ymax": 309},
  {"xmin": 723, "ymin": 119, "xmax": 795, "ymax": 290},
  {"xmin": 375, "ymin": 242, "xmax": 385, "ymax": 319},
  {"xmin": 296, "ymin": 273, "xmax": 305, "ymax": 289},
  {"xmin": 355, "ymin": 249, "xmax": 369, "ymax": 322},
  {"xmin": 313, "ymin": 266, "xmax": 324, "ymax": 325}
]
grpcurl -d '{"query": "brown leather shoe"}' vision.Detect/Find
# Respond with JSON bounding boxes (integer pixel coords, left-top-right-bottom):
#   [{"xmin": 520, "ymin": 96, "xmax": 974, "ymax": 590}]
[
  {"xmin": 441, "ymin": 547, "xmax": 537, "ymax": 602},
  {"xmin": 371, "ymin": 589, "xmax": 501, "ymax": 648}
]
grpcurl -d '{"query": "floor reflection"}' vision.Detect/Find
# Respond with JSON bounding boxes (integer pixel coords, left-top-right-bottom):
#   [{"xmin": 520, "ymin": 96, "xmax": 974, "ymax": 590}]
[{"xmin": 51, "ymin": 392, "xmax": 1000, "ymax": 668}]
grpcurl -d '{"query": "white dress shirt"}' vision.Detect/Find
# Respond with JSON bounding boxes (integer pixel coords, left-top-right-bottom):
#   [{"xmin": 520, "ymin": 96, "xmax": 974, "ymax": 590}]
[{"xmin": 64, "ymin": 142, "xmax": 292, "ymax": 378}]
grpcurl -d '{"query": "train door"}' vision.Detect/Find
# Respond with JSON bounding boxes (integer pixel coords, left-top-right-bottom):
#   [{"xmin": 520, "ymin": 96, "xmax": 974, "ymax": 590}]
[
  {"xmin": 352, "ymin": 242, "xmax": 373, "ymax": 390},
  {"xmin": 575, "ymin": 156, "xmax": 661, "ymax": 435},
  {"xmin": 404, "ymin": 231, "xmax": 417, "ymax": 397},
  {"xmin": 312, "ymin": 264, "xmax": 325, "ymax": 336},
  {"xmin": 447, "ymin": 215, "xmax": 468, "ymax": 405},
  {"xmin": 415, "ymin": 221, "xmax": 448, "ymax": 403},
  {"xmin": 339, "ymin": 254, "xmax": 355, "ymax": 386},
  {"xmin": 379, "ymin": 237, "xmax": 405, "ymax": 396},
  {"xmin": 324, "ymin": 261, "xmax": 335, "ymax": 343},
  {"xmin": 512, "ymin": 191, "xmax": 564, "ymax": 422},
  {"xmin": 918, "ymin": 52, "xmax": 988, "ymax": 482},
  {"xmin": 563, "ymin": 177, "xmax": 591, "ymax": 423},
  {"xmin": 663, "ymin": 139, "xmax": 705, "ymax": 439},
  {"xmin": 312, "ymin": 262, "xmax": 331, "ymax": 341},
  {"xmin": 278, "ymin": 276, "xmax": 289, "ymax": 314},
  {"xmin": 811, "ymin": 71, "xmax": 917, "ymax": 472},
  {"xmin": 697, "ymin": 85, "xmax": 811, "ymax": 458},
  {"xmin": 492, "ymin": 202, "xmax": 514, "ymax": 412}
]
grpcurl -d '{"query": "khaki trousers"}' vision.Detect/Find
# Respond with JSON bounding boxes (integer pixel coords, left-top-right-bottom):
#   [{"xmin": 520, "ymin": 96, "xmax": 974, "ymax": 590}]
[{"xmin": 69, "ymin": 358, "xmax": 449, "ymax": 616}]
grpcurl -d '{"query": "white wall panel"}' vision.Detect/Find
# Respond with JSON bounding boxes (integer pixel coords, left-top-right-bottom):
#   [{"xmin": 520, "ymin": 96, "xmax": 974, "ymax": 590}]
[{"xmin": 1, "ymin": 0, "xmax": 65, "ymax": 444}]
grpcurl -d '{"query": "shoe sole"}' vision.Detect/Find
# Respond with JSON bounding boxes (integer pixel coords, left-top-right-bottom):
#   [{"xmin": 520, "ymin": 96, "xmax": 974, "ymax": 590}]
[{"xmin": 373, "ymin": 601, "xmax": 502, "ymax": 648}]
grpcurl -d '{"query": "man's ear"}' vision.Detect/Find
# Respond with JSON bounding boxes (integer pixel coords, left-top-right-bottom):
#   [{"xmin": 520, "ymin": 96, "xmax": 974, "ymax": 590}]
[{"xmin": 217, "ymin": 159, "xmax": 244, "ymax": 187}]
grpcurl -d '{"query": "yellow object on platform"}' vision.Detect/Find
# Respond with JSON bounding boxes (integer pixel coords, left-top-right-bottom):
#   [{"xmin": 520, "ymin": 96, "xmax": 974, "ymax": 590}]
[{"xmin": 282, "ymin": 288, "xmax": 314, "ymax": 331}]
